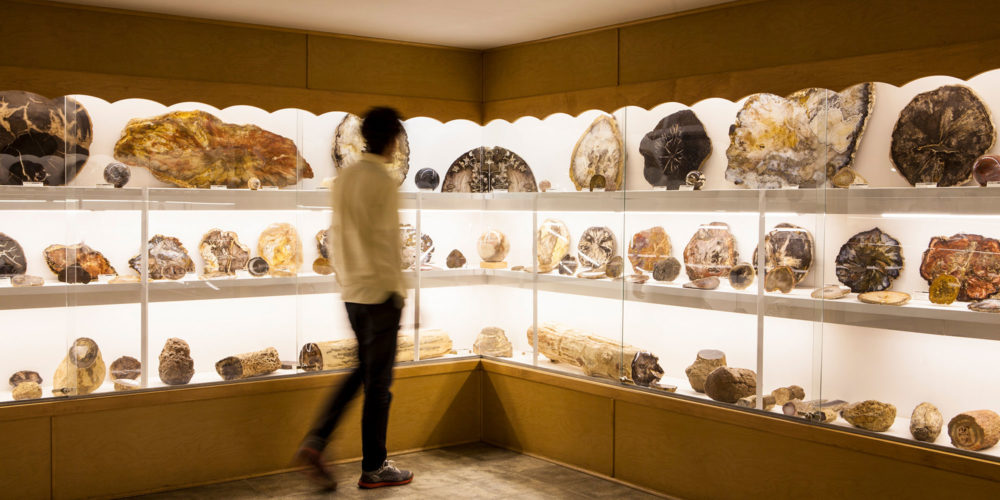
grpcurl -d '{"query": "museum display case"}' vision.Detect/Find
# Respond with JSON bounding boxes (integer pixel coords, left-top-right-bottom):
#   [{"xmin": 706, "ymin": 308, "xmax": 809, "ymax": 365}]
[{"xmin": 3, "ymin": 69, "xmax": 1000, "ymax": 462}]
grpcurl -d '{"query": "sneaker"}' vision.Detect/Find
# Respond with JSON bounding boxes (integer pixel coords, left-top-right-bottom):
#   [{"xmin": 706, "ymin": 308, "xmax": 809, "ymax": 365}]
[
  {"xmin": 293, "ymin": 445, "xmax": 337, "ymax": 491},
  {"xmin": 358, "ymin": 460, "xmax": 413, "ymax": 489}
]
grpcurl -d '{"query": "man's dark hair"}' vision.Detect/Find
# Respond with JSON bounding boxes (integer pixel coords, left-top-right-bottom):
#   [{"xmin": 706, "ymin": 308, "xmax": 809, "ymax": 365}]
[{"xmin": 361, "ymin": 107, "xmax": 403, "ymax": 156}]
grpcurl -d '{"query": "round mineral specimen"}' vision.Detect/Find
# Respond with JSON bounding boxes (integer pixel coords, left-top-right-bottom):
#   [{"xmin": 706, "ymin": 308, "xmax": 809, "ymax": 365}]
[
  {"xmin": 400, "ymin": 224, "xmax": 434, "ymax": 269},
  {"xmin": 858, "ymin": 291, "xmax": 911, "ymax": 306},
  {"xmin": 315, "ymin": 229, "xmax": 331, "ymax": 260},
  {"xmin": 929, "ymin": 274, "xmax": 960, "ymax": 305},
  {"xmin": 685, "ymin": 170, "xmax": 706, "ymax": 190},
  {"xmin": 158, "ymin": 338, "xmax": 194, "ymax": 385},
  {"xmin": 684, "ymin": 276, "xmax": 720, "ymax": 290},
  {"xmin": 704, "ymin": 366, "xmax": 757, "ymax": 403},
  {"xmin": 652, "ymin": 257, "xmax": 681, "ymax": 282},
  {"xmin": 258, "ymin": 223, "xmax": 303, "ymax": 276},
  {"xmin": 841, "ymin": 400, "xmax": 897, "ymax": 432},
  {"xmin": 103, "ymin": 162, "xmax": 131, "ymax": 188},
  {"xmin": 919, "ymin": 233, "xmax": 1000, "ymax": 301},
  {"xmin": 639, "ymin": 109, "xmax": 712, "ymax": 189},
  {"xmin": 11, "ymin": 274, "xmax": 43, "ymax": 287},
  {"xmin": 44, "ymin": 243, "xmax": 116, "ymax": 279},
  {"xmin": 764, "ymin": 266, "xmax": 796, "ymax": 293},
  {"xmin": 578, "ymin": 227, "xmax": 616, "ymax": 269},
  {"xmin": 835, "ymin": 228, "xmax": 903, "ymax": 293},
  {"xmin": 9, "ymin": 370, "xmax": 42, "ymax": 388},
  {"xmin": 537, "ymin": 219, "xmax": 571, "ymax": 273},
  {"xmin": 910, "ymin": 402, "xmax": 943, "ymax": 442},
  {"xmin": 683, "ymin": 222, "xmax": 739, "ymax": 280},
  {"xmin": 627, "ymin": 227, "xmax": 671, "ymax": 273},
  {"xmin": 247, "ymin": 257, "xmax": 269, "ymax": 277},
  {"xmin": 539, "ymin": 180, "xmax": 552, "ymax": 192},
  {"xmin": 973, "ymin": 155, "xmax": 1000, "ymax": 186},
  {"xmin": 332, "ymin": 113, "xmax": 409, "ymax": 185},
  {"xmin": 415, "ymin": 167, "xmax": 440, "ymax": 190},
  {"xmin": 891, "ymin": 85, "xmax": 994, "ymax": 186},
  {"xmin": 728, "ymin": 263, "xmax": 755, "ymax": 290},
  {"xmin": 110, "ymin": 356, "xmax": 141, "ymax": 391},
  {"xmin": 477, "ymin": 230, "xmax": 510, "ymax": 263},
  {"xmin": 752, "ymin": 223, "xmax": 814, "ymax": 284},
  {"xmin": 12, "ymin": 381, "xmax": 42, "ymax": 400},
  {"xmin": 58, "ymin": 264, "xmax": 92, "ymax": 284},
  {"xmin": 0, "ymin": 91, "xmax": 93, "ymax": 186},
  {"xmin": 130, "ymin": 235, "xmax": 195, "ymax": 280},
  {"xmin": 605, "ymin": 256, "xmax": 624, "ymax": 278},
  {"xmin": 570, "ymin": 114, "xmax": 624, "ymax": 191},
  {"xmin": 248, "ymin": 176, "xmax": 261, "ymax": 190},
  {"xmin": 969, "ymin": 299, "xmax": 1000, "ymax": 313},
  {"xmin": 312, "ymin": 257, "xmax": 334, "ymax": 275},
  {"xmin": 199, "ymin": 229, "xmax": 250, "ymax": 278},
  {"xmin": 443, "ymin": 147, "xmax": 537, "ymax": 192},
  {"xmin": 811, "ymin": 285, "xmax": 850, "ymax": 299},
  {"xmin": 446, "ymin": 249, "xmax": 467, "ymax": 269},
  {"xmin": 0, "ymin": 233, "xmax": 27, "ymax": 277},
  {"xmin": 558, "ymin": 254, "xmax": 578, "ymax": 276}
]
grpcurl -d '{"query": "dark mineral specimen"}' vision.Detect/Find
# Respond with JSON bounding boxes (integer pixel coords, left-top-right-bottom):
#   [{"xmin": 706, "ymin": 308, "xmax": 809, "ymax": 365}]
[
  {"xmin": 835, "ymin": 228, "xmax": 903, "ymax": 293},
  {"xmin": 442, "ymin": 146, "xmax": 537, "ymax": 193},
  {"xmin": 919, "ymin": 233, "xmax": 1000, "ymax": 301},
  {"xmin": 0, "ymin": 91, "xmax": 92, "ymax": 186},
  {"xmin": 558, "ymin": 254, "xmax": 578, "ymax": 275},
  {"xmin": 248, "ymin": 256, "xmax": 269, "ymax": 277},
  {"xmin": 130, "ymin": 235, "xmax": 195, "ymax": 280},
  {"xmin": 44, "ymin": 243, "xmax": 116, "ymax": 278},
  {"xmin": 631, "ymin": 352, "xmax": 664, "ymax": 388},
  {"xmin": 415, "ymin": 168, "xmax": 440, "ymax": 190},
  {"xmin": 640, "ymin": 109, "xmax": 711, "ymax": 189},
  {"xmin": 446, "ymin": 249, "xmax": 466, "ymax": 269},
  {"xmin": 58, "ymin": 264, "xmax": 92, "ymax": 284},
  {"xmin": 652, "ymin": 257, "xmax": 681, "ymax": 282},
  {"xmin": 158, "ymin": 338, "xmax": 194, "ymax": 385},
  {"xmin": 0, "ymin": 233, "xmax": 27, "ymax": 277},
  {"xmin": 103, "ymin": 162, "xmax": 130, "ymax": 188}
]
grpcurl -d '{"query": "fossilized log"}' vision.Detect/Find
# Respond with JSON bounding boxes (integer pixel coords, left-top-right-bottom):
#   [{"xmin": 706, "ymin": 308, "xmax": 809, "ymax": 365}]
[
  {"xmin": 684, "ymin": 349, "xmax": 726, "ymax": 393},
  {"xmin": 215, "ymin": 347, "xmax": 281, "ymax": 380},
  {"xmin": 299, "ymin": 331, "xmax": 452, "ymax": 372},
  {"xmin": 52, "ymin": 337, "xmax": 106, "ymax": 396},
  {"xmin": 527, "ymin": 322, "xmax": 662, "ymax": 385},
  {"xmin": 737, "ymin": 394, "xmax": 776, "ymax": 411},
  {"xmin": 771, "ymin": 385, "xmax": 805, "ymax": 406},
  {"xmin": 948, "ymin": 410, "xmax": 1000, "ymax": 451}
]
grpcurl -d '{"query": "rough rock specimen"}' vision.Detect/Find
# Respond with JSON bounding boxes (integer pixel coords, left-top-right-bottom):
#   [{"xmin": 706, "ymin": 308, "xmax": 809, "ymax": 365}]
[
  {"xmin": 52, "ymin": 337, "xmax": 106, "ymax": 396},
  {"xmin": 299, "ymin": 331, "xmax": 453, "ymax": 371},
  {"xmin": 473, "ymin": 327, "xmax": 513, "ymax": 357},
  {"xmin": 858, "ymin": 291, "xmax": 911, "ymax": 306},
  {"xmin": 929, "ymin": 274, "xmax": 960, "ymax": 305},
  {"xmin": 764, "ymin": 266, "xmax": 796, "ymax": 293},
  {"xmin": 578, "ymin": 226, "xmax": 616, "ymax": 269},
  {"xmin": 920, "ymin": 233, "xmax": 1000, "ymax": 301},
  {"xmin": 726, "ymin": 84, "xmax": 874, "ymax": 188},
  {"xmin": 631, "ymin": 351, "xmax": 665, "ymax": 388},
  {"xmin": 704, "ymin": 366, "xmax": 757, "ymax": 403},
  {"xmin": 415, "ymin": 167, "xmax": 440, "ymax": 190},
  {"xmin": 315, "ymin": 229, "xmax": 330, "ymax": 260},
  {"xmin": 737, "ymin": 394, "xmax": 776, "ymax": 411},
  {"xmin": 477, "ymin": 229, "xmax": 509, "ymax": 263},
  {"xmin": 753, "ymin": 223, "xmax": 814, "ymax": 284},
  {"xmin": 559, "ymin": 255, "xmax": 578, "ymax": 276},
  {"xmin": 44, "ymin": 243, "xmax": 116, "ymax": 279},
  {"xmin": 973, "ymin": 155, "xmax": 1000, "ymax": 186},
  {"xmin": 158, "ymin": 337, "xmax": 194, "ymax": 385},
  {"xmin": 332, "ymin": 113, "xmax": 408, "ymax": 185},
  {"xmin": 969, "ymin": 299, "xmax": 1000, "ymax": 313},
  {"xmin": 784, "ymin": 399, "xmax": 847, "ymax": 422},
  {"xmin": 130, "ymin": 235, "xmax": 195, "ymax": 280},
  {"xmin": 811, "ymin": 285, "xmax": 850, "ymax": 299},
  {"xmin": 258, "ymin": 223, "xmax": 302, "ymax": 276},
  {"xmin": 400, "ymin": 224, "xmax": 434, "ymax": 269},
  {"xmin": 115, "ymin": 110, "xmax": 312, "ymax": 188},
  {"xmin": 570, "ymin": 114, "xmax": 624, "ymax": 191},
  {"xmin": 771, "ymin": 385, "xmax": 806, "ymax": 406},
  {"xmin": 13, "ymin": 381, "xmax": 42, "ymax": 400},
  {"xmin": 841, "ymin": 400, "xmax": 897, "ymax": 432},
  {"xmin": 537, "ymin": 219, "xmax": 571, "ymax": 273},
  {"xmin": 683, "ymin": 222, "xmax": 738, "ymax": 280},
  {"xmin": 0, "ymin": 91, "xmax": 92, "ymax": 186},
  {"xmin": 528, "ymin": 322, "xmax": 662, "ymax": 385},
  {"xmin": 684, "ymin": 276, "xmax": 720, "ymax": 290},
  {"xmin": 639, "ymin": 109, "xmax": 711, "ymax": 189},
  {"xmin": 890, "ymin": 85, "xmax": 994, "ymax": 186},
  {"xmin": 312, "ymin": 258, "xmax": 334, "ymax": 275},
  {"xmin": 199, "ymin": 229, "xmax": 250, "ymax": 277},
  {"xmin": 628, "ymin": 227, "xmax": 671, "ymax": 273},
  {"xmin": 10, "ymin": 370, "xmax": 42, "ymax": 388},
  {"xmin": 539, "ymin": 180, "xmax": 552, "ymax": 192},
  {"xmin": 835, "ymin": 228, "xmax": 903, "ymax": 293},
  {"xmin": 215, "ymin": 347, "xmax": 281, "ymax": 381},
  {"xmin": 948, "ymin": 410, "xmax": 1000, "ymax": 451},
  {"xmin": 11, "ymin": 274, "xmax": 43, "ymax": 286},
  {"xmin": 103, "ymin": 162, "xmax": 130, "ymax": 188},
  {"xmin": 0, "ymin": 233, "xmax": 27, "ymax": 277},
  {"xmin": 910, "ymin": 402, "xmax": 943, "ymax": 442},
  {"xmin": 728, "ymin": 263, "xmax": 755, "ymax": 290},
  {"xmin": 442, "ymin": 147, "xmax": 537, "ymax": 192},
  {"xmin": 446, "ymin": 249, "xmax": 466, "ymax": 269},
  {"xmin": 605, "ymin": 256, "xmax": 624, "ymax": 278},
  {"xmin": 58, "ymin": 264, "xmax": 92, "ymax": 284},
  {"xmin": 652, "ymin": 257, "xmax": 681, "ymax": 282},
  {"xmin": 684, "ymin": 349, "xmax": 726, "ymax": 393},
  {"xmin": 109, "ymin": 356, "xmax": 141, "ymax": 391},
  {"xmin": 248, "ymin": 257, "xmax": 269, "ymax": 277}
]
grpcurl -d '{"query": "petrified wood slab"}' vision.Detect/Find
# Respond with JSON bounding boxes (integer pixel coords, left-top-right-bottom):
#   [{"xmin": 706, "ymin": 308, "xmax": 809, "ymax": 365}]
[
  {"xmin": 570, "ymin": 115, "xmax": 624, "ymax": 191},
  {"xmin": 299, "ymin": 331, "xmax": 453, "ymax": 371},
  {"xmin": 130, "ymin": 235, "xmax": 195, "ymax": 280},
  {"xmin": 683, "ymin": 222, "xmax": 738, "ymax": 280},
  {"xmin": 949, "ymin": 410, "xmax": 1000, "ymax": 451},
  {"xmin": 258, "ymin": 223, "xmax": 302, "ymax": 276},
  {"xmin": 528, "ymin": 322, "xmax": 662, "ymax": 386},
  {"xmin": 114, "ymin": 110, "xmax": 312, "ymax": 188},
  {"xmin": 537, "ymin": 219, "xmax": 571, "ymax": 273},
  {"xmin": 787, "ymin": 84, "xmax": 873, "ymax": 180},
  {"xmin": 216, "ymin": 347, "xmax": 281, "ymax": 380},
  {"xmin": 835, "ymin": 228, "xmax": 903, "ymax": 293},
  {"xmin": 910, "ymin": 402, "xmax": 943, "ymax": 443},
  {"xmin": 44, "ymin": 243, "xmax": 116, "ymax": 279},
  {"xmin": 401, "ymin": 224, "xmax": 434, "ymax": 269},
  {"xmin": 628, "ymin": 227, "xmax": 671, "ymax": 273},
  {"xmin": 199, "ymin": 229, "xmax": 250, "ymax": 277},
  {"xmin": 443, "ymin": 146, "xmax": 537, "ymax": 193},
  {"xmin": 332, "ymin": 113, "xmax": 409, "ymax": 185},
  {"xmin": 0, "ymin": 91, "xmax": 92, "ymax": 186},
  {"xmin": 737, "ymin": 394, "xmax": 776, "ymax": 411},
  {"xmin": 639, "ymin": 109, "xmax": 711, "ymax": 189},
  {"xmin": 919, "ymin": 233, "xmax": 1000, "ymax": 301},
  {"xmin": 753, "ymin": 223, "xmax": 814, "ymax": 284},
  {"xmin": 578, "ymin": 226, "xmax": 616, "ymax": 270},
  {"xmin": 159, "ymin": 337, "xmax": 194, "ymax": 385},
  {"xmin": 52, "ymin": 337, "xmax": 106, "ymax": 396},
  {"xmin": 473, "ymin": 327, "xmax": 513, "ymax": 357},
  {"xmin": 890, "ymin": 85, "xmax": 994, "ymax": 186},
  {"xmin": 478, "ymin": 229, "xmax": 509, "ymax": 263},
  {"xmin": 0, "ymin": 232, "xmax": 27, "ymax": 277}
]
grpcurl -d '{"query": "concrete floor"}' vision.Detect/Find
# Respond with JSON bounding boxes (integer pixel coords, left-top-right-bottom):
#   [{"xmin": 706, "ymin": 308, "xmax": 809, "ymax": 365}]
[{"xmin": 129, "ymin": 443, "xmax": 661, "ymax": 499}]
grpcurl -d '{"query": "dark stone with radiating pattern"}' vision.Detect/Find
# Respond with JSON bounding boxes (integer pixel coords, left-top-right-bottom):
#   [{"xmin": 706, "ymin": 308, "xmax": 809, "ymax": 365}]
[
  {"xmin": 0, "ymin": 91, "xmax": 92, "ymax": 186},
  {"xmin": 640, "ymin": 109, "xmax": 711, "ymax": 189}
]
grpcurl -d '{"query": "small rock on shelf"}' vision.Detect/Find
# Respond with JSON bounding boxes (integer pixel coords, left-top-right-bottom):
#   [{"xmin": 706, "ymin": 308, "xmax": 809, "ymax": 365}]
[
  {"xmin": 910, "ymin": 402, "xmax": 943, "ymax": 442},
  {"xmin": 764, "ymin": 265, "xmax": 795, "ymax": 293},
  {"xmin": 58, "ymin": 264, "xmax": 92, "ymax": 284},
  {"xmin": 858, "ymin": 291, "xmax": 910, "ymax": 306},
  {"xmin": 445, "ymin": 249, "xmax": 465, "ymax": 268},
  {"xmin": 728, "ymin": 263, "xmax": 755, "ymax": 290},
  {"xmin": 110, "ymin": 356, "xmax": 141, "ymax": 391},
  {"xmin": 973, "ymin": 155, "xmax": 1000, "ymax": 186},
  {"xmin": 473, "ymin": 327, "xmax": 513, "ymax": 358},
  {"xmin": 969, "ymin": 299, "xmax": 1000, "ymax": 313},
  {"xmin": 11, "ymin": 274, "xmax": 43, "ymax": 287},
  {"xmin": 158, "ymin": 337, "xmax": 194, "ymax": 385},
  {"xmin": 312, "ymin": 257, "xmax": 334, "ymax": 275},
  {"xmin": 414, "ymin": 168, "xmax": 440, "ymax": 190},
  {"xmin": 811, "ymin": 285, "xmax": 850, "ymax": 299},
  {"xmin": 13, "ymin": 381, "xmax": 42, "ymax": 400},
  {"xmin": 558, "ymin": 255, "xmax": 578, "ymax": 276},
  {"xmin": 841, "ymin": 400, "xmax": 896, "ymax": 432},
  {"xmin": 652, "ymin": 257, "xmax": 681, "ymax": 282},
  {"xmin": 248, "ymin": 257, "xmax": 269, "ymax": 277},
  {"xmin": 539, "ymin": 180, "xmax": 552, "ymax": 192},
  {"xmin": 605, "ymin": 256, "xmax": 624, "ymax": 278},
  {"xmin": 103, "ymin": 162, "xmax": 131, "ymax": 188},
  {"xmin": 948, "ymin": 410, "xmax": 1000, "ymax": 451},
  {"xmin": 703, "ymin": 366, "xmax": 756, "ymax": 403},
  {"xmin": 248, "ymin": 176, "xmax": 261, "ymax": 190}
]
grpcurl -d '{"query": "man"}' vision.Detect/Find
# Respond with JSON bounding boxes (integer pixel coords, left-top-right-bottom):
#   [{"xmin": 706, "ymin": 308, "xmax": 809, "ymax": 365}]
[{"xmin": 295, "ymin": 107, "xmax": 413, "ymax": 490}]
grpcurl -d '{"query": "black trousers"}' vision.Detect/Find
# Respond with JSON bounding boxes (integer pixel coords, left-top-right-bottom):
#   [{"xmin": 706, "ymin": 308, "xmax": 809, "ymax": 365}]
[{"xmin": 306, "ymin": 295, "xmax": 402, "ymax": 471}]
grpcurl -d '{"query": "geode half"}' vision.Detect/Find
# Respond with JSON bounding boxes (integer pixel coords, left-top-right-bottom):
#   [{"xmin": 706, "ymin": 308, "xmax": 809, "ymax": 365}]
[
  {"xmin": 442, "ymin": 146, "xmax": 537, "ymax": 193},
  {"xmin": 683, "ymin": 222, "xmax": 739, "ymax": 280},
  {"xmin": 0, "ymin": 232, "xmax": 27, "ymax": 277},
  {"xmin": 199, "ymin": 229, "xmax": 250, "ymax": 277},
  {"xmin": 130, "ymin": 235, "xmax": 195, "ymax": 280},
  {"xmin": 919, "ymin": 233, "xmax": 1000, "ymax": 301},
  {"xmin": 0, "ymin": 91, "xmax": 92, "ymax": 186},
  {"xmin": 44, "ymin": 243, "xmax": 116, "ymax": 279},
  {"xmin": 578, "ymin": 226, "xmax": 616, "ymax": 270},
  {"xmin": 890, "ymin": 85, "xmax": 994, "ymax": 186},
  {"xmin": 835, "ymin": 228, "xmax": 903, "ymax": 293},
  {"xmin": 639, "ymin": 109, "xmax": 711, "ymax": 189},
  {"xmin": 332, "ymin": 113, "xmax": 409, "ymax": 185},
  {"xmin": 114, "ymin": 110, "xmax": 312, "ymax": 188},
  {"xmin": 258, "ymin": 223, "xmax": 303, "ymax": 276},
  {"xmin": 570, "ymin": 114, "xmax": 624, "ymax": 191},
  {"xmin": 752, "ymin": 223, "xmax": 814, "ymax": 284}
]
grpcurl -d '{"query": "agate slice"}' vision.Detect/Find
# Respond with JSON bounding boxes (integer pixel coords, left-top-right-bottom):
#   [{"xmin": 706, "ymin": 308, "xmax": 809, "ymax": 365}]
[
  {"xmin": 537, "ymin": 219, "xmax": 571, "ymax": 273},
  {"xmin": 628, "ymin": 227, "xmax": 671, "ymax": 273},
  {"xmin": 114, "ymin": 110, "xmax": 312, "ymax": 188},
  {"xmin": 891, "ymin": 85, "xmax": 994, "ymax": 186},
  {"xmin": 570, "ymin": 114, "xmax": 624, "ymax": 191},
  {"xmin": 332, "ymin": 113, "xmax": 409, "ymax": 185},
  {"xmin": 835, "ymin": 228, "xmax": 903, "ymax": 293},
  {"xmin": 0, "ymin": 233, "xmax": 27, "ymax": 277},
  {"xmin": 442, "ymin": 146, "xmax": 537, "ymax": 193},
  {"xmin": 639, "ymin": 109, "xmax": 712, "ymax": 189},
  {"xmin": 0, "ymin": 91, "xmax": 92, "ymax": 186},
  {"xmin": 315, "ymin": 229, "xmax": 330, "ymax": 260},
  {"xmin": 258, "ymin": 223, "xmax": 303, "ymax": 276},
  {"xmin": 578, "ymin": 226, "xmax": 616, "ymax": 269},
  {"xmin": 477, "ymin": 230, "xmax": 510, "ymax": 263},
  {"xmin": 683, "ymin": 222, "xmax": 739, "ymax": 280},
  {"xmin": 44, "ymin": 243, "xmax": 116, "ymax": 278},
  {"xmin": 400, "ymin": 224, "xmax": 433, "ymax": 270},
  {"xmin": 858, "ymin": 291, "xmax": 911, "ymax": 306},
  {"xmin": 752, "ymin": 223, "xmax": 814, "ymax": 284},
  {"xmin": 811, "ymin": 285, "xmax": 850, "ymax": 300},
  {"xmin": 130, "ymin": 235, "xmax": 195, "ymax": 280},
  {"xmin": 919, "ymin": 233, "xmax": 1000, "ymax": 301},
  {"xmin": 199, "ymin": 229, "xmax": 250, "ymax": 277}
]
